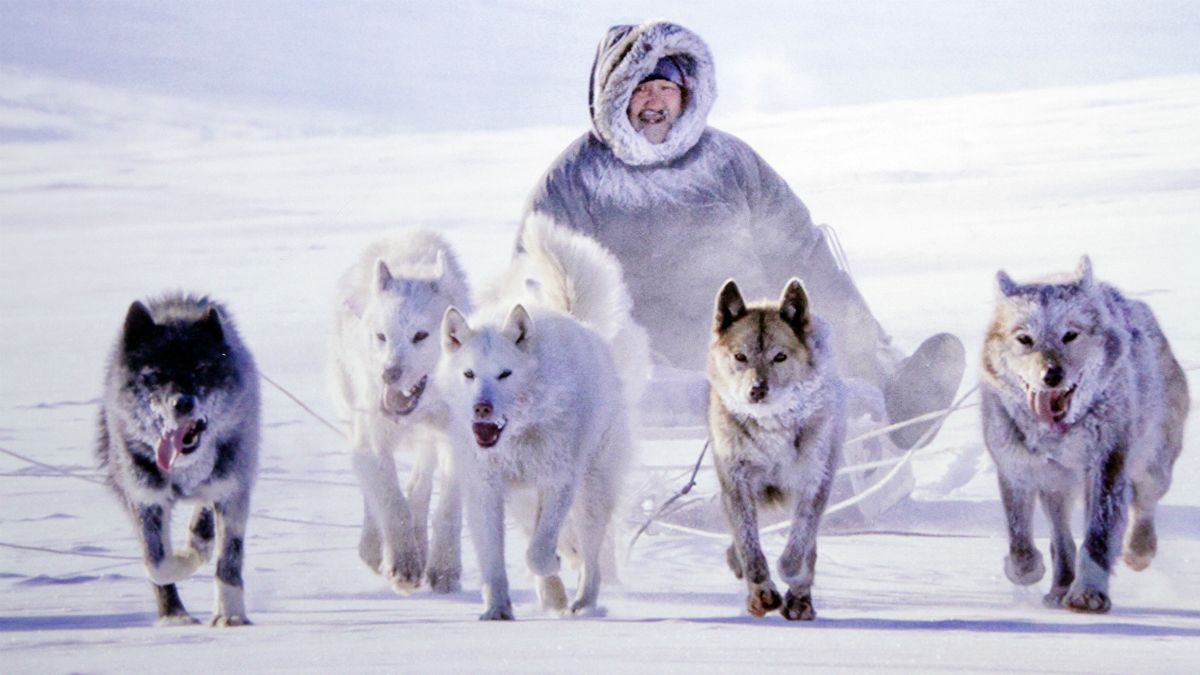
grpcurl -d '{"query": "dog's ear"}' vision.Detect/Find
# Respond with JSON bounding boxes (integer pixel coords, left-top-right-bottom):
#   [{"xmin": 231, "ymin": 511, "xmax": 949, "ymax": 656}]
[
  {"xmin": 714, "ymin": 279, "xmax": 747, "ymax": 334},
  {"xmin": 1074, "ymin": 255, "xmax": 1094, "ymax": 290},
  {"xmin": 996, "ymin": 270, "xmax": 1019, "ymax": 298},
  {"xmin": 778, "ymin": 278, "xmax": 810, "ymax": 339},
  {"xmin": 427, "ymin": 250, "xmax": 445, "ymax": 294},
  {"xmin": 501, "ymin": 304, "xmax": 533, "ymax": 350},
  {"xmin": 198, "ymin": 307, "xmax": 225, "ymax": 345},
  {"xmin": 123, "ymin": 301, "xmax": 158, "ymax": 349},
  {"xmin": 441, "ymin": 306, "xmax": 471, "ymax": 353},
  {"xmin": 375, "ymin": 259, "xmax": 393, "ymax": 292}
]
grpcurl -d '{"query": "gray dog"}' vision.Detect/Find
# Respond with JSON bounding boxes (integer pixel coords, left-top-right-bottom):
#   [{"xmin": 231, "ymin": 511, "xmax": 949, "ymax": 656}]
[
  {"xmin": 97, "ymin": 294, "xmax": 259, "ymax": 626},
  {"xmin": 981, "ymin": 257, "xmax": 1188, "ymax": 613}
]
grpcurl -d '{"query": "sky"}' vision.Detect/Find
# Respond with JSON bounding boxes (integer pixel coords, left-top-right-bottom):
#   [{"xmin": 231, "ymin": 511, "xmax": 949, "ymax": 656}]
[{"xmin": 2, "ymin": 0, "xmax": 1199, "ymax": 131}]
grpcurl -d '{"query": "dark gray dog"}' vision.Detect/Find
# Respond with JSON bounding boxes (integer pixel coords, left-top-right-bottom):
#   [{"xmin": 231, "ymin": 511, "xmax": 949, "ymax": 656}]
[{"xmin": 97, "ymin": 294, "xmax": 259, "ymax": 626}]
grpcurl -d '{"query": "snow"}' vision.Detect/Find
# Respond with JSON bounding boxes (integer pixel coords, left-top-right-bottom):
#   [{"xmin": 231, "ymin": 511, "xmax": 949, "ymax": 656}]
[{"xmin": 2, "ymin": 3, "xmax": 1200, "ymax": 673}]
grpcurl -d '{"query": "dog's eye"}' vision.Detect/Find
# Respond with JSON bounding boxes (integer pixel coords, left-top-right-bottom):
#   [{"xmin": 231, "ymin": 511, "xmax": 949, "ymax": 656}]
[
  {"xmin": 734, "ymin": 353, "xmax": 748, "ymax": 363},
  {"xmin": 412, "ymin": 330, "xmax": 429, "ymax": 344},
  {"xmin": 463, "ymin": 369, "xmax": 475, "ymax": 380},
  {"xmin": 1016, "ymin": 335, "xmax": 1034, "ymax": 347},
  {"xmin": 375, "ymin": 333, "xmax": 387, "ymax": 343},
  {"xmin": 498, "ymin": 369, "xmax": 512, "ymax": 380},
  {"xmin": 773, "ymin": 353, "xmax": 787, "ymax": 363},
  {"xmin": 1062, "ymin": 331, "xmax": 1078, "ymax": 344}
]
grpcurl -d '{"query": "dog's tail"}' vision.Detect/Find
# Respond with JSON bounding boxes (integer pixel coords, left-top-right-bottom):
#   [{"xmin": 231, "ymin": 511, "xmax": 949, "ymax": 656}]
[{"xmin": 516, "ymin": 212, "xmax": 650, "ymax": 406}]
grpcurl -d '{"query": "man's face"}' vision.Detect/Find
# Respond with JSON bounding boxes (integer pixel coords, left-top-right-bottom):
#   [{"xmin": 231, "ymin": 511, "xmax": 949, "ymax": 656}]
[{"xmin": 627, "ymin": 79, "xmax": 683, "ymax": 144}]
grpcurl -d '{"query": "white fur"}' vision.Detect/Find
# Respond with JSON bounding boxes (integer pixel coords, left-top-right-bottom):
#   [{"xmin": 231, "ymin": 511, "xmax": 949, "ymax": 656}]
[
  {"xmin": 438, "ymin": 216, "xmax": 639, "ymax": 620},
  {"xmin": 329, "ymin": 229, "xmax": 470, "ymax": 594}
]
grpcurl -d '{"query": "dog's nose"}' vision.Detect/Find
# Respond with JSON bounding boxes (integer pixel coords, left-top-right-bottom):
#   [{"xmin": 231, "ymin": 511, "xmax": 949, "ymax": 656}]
[
  {"xmin": 474, "ymin": 401, "xmax": 493, "ymax": 419},
  {"xmin": 1042, "ymin": 365, "xmax": 1065, "ymax": 388},
  {"xmin": 749, "ymin": 380, "xmax": 769, "ymax": 403},
  {"xmin": 173, "ymin": 394, "xmax": 195, "ymax": 415},
  {"xmin": 382, "ymin": 367, "xmax": 403, "ymax": 385}
]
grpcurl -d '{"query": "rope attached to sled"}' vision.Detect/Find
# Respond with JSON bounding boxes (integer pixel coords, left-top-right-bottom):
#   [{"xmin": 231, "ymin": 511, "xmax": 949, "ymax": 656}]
[{"xmin": 627, "ymin": 383, "xmax": 983, "ymax": 545}]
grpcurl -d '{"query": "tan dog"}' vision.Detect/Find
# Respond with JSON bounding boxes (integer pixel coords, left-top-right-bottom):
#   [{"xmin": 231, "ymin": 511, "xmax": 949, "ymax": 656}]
[{"xmin": 707, "ymin": 278, "xmax": 846, "ymax": 620}]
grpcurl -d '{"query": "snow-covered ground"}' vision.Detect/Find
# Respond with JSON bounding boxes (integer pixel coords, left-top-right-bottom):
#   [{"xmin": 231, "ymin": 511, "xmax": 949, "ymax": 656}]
[{"xmin": 3, "ymin": 4, "xmax": 1200, "ymax": 673}]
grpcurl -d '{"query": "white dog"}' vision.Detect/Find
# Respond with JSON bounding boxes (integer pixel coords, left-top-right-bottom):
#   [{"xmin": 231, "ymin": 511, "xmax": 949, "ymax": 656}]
[
  {"xmin": 437, "ymin": 214, "xmax": 645, "ymax": 620},
  {"xmin": 330, "ymin": 230, "xmax": 470, "ymax": 593}
]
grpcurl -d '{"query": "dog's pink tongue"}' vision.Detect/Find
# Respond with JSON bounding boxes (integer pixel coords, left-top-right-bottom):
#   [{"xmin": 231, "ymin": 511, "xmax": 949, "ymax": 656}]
[
  {"xmin": 1030, "ymin": 391, "xmax": 1059, "ymax": 425},
  {"xmin": 156, "ymin": 429, "xmax": 185, "ymax": 471}
]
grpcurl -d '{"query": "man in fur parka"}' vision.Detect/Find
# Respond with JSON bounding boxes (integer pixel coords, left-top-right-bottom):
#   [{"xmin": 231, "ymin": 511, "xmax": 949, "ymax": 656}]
[{"xmin": 522, "ymin": 20, "xmax": 964, "ymax": 448}]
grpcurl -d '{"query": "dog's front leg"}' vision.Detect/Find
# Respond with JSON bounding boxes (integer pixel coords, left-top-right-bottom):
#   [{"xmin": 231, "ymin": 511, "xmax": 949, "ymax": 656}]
[
  {"xmin": 135, "ymin": 503, "xmax": 199, "ymax": 625},
  {"xmin": 527, "ymin": 481, "xmax": 573, "ymax": 613},
  {"xmin": 1065, "ymin": 447, "xmax": 1128, "ymax": 614},
  {"xmin": 997, "ymin": 473, "xmax": 1044, "ymax": 585},
  {"xmin": 468, "ymin": 476, "xmax": 513, "ymax": 620},
  {"xmin": 425, "ymin": 447, "xmax": 463, "ymax": 594},
  {"xmin": 1038, "ymin": 488, "xmax": 1076, "ymax": 607},
  {"xmin": 720, "ymin": 465, "xmax": 780, "ymax": 617},
  {"xmin": 527, "ymin": 481, "xmax": 572, "ymax": 576},
  {"xmin": 352, "ymin": 449, "xmax": 423, "ymax": 592},
  {"xmin": 210, "ymin": 491, "xmax": 251, "ymax": 626},
  {"xmin": 778, "ymin": 480, "xmax": 832, "ymax": 621},
  {"xmin": 136, "ymin": 503, "xmax": 205, "ymax": 586}
]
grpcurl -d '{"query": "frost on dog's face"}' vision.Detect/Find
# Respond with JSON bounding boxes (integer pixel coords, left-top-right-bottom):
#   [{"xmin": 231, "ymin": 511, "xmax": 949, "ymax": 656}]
[
  {"xmin": 439, "ymin": 305, "xmax": 536, "ymax": 450},
  {"xmin": 983, "ymin": 256, "xmax": 1117, "ymax": 429},
  {"xmin": 708, "ymin": 279, "xmax": 816, "ymax": 415},
  {"xmin": 119, "ymin": 301, "xmax": 235, "ymax": 472},
  {"xmin": 364, "ymin": 259, "xmax": 449, "ymax": 417}
]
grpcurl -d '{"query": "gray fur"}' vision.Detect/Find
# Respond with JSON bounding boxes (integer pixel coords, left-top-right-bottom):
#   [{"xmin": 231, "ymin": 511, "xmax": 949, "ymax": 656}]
[
  {"xmin": 96, "ymin": 293, "xmax": 259, "ymax": 627},
  {"xmin": 706, "ymin": 279, "xmax": 846, "ymax": 620},
  {"xmin": 523, "ymin": 21, "xmax": 855, "ymax": 373},
  {"xmin": 981, "ymin": 256, "xmax": 1189, "ymax": 613}
]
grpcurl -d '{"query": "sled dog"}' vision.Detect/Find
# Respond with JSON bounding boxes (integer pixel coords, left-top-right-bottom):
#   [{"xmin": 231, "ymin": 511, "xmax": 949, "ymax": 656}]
[
  {"xmin": 97, "ymin": 294, "xmax": 259, "ymax": 626},
  {"xmin": 330, "ymin": 231, "xmax": 470, "ymax": 593},
  {"xmin": 437, "ymin": 214, "xmax": 641, "ymax": 620},
  {"xmin": 707, "ymin": 279, "xmax": 845, "ymax": 620},
  {"xmin": 981, "ymin": 256, "xmax": 1189, "ymax": 613}
]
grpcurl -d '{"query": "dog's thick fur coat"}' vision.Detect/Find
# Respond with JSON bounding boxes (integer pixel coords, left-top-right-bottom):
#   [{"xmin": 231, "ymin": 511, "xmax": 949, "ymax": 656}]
[
  {"xmin": 330, "ymin": 230, "xmax": 470, "ymax": 593},
  {"xmin": 97, "ymin": 294, "xmax": 259, "ymax": 626},
  {"xmin": 437, "ymin": 214, "xmax": 641, "ymax": 620},
  {"xmin": 707, "ymin": 279, "xmax": 845, "ymax": 620},
  {"xmin": 981, "ymin": 256, "xmax": 1189, "ymax": 613}
]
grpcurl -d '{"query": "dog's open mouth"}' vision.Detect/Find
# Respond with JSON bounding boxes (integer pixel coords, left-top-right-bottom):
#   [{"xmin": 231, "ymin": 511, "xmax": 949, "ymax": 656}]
[
  {"xmin": 472, "ymin": 418, "xmax": 506, "ymax": 449},
  {"xmin": 382, "ymin": 376, "xmax": 427, "ymax": 417},
  {"xmin": 156, "ymin": 417, "xmax": 208, "ymax": 471},
  {"xmin": 1027, "ymin": 385, "xmax": 1076, "ymax": 426}
]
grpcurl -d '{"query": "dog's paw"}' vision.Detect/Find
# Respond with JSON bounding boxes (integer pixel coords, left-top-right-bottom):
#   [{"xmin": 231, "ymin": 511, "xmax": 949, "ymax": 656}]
[
  {"xmin": 1004, "ymin": 549, "xmax": 1045, "ymax": 585},
  {"xmin": 358, "ymin": 538, "xmax": 383, "ymax": 574},
  {"xmin": 781, "ymin": 590, "xmax": 815, "ymax": 621},
  {"xmin": 537, "ymin": 575, "xmax": 569, "ymax": 613},
  {"xmin": 1042, "ymin": 585, "xmax": 1069, "ymax": 608},
  {"xmin": 568, "ymin": 601, "xmax": 606, "ymax": 617},
  {"xmin": 155, "ymin": 613, "xmax": 200, "ymax": 627},
  {"xmin": 1123, "ymin": 521, "xmax": 1157, "ymax": 571},
  {"xmin": 385, "ymin": 552, "xmax": 424, "ymax": 594},
  {"xmin": 1064, "ymin": 586, "xmax": 1111, "ymax": 614},
  {"xmin": 726, "ymin": 544, "xmax": 744, "ymax": 580},
  {"xmin": 479, "ymin": 603, "xmax": 515, "ymax": 621},
  {"xmin": 526, "ymin": 547, "xmax": 561, "ymax": 577},
  {"xmin": 425, "ymin": 565, "xmax": 462, "ymax": 594},
  {"xmin": 210, "ymin": 614, "xmax": 252, "ymax": 627},
  {"xmin": 746, "ymin": 585, "xmax": 783, "ymax": 618}
]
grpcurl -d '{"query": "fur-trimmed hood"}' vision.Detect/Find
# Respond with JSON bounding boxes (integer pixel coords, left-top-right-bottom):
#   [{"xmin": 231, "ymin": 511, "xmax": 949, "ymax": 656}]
[{"xmin": 589, "ymin": 21, "xmax": 717, "ymax": 166}]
